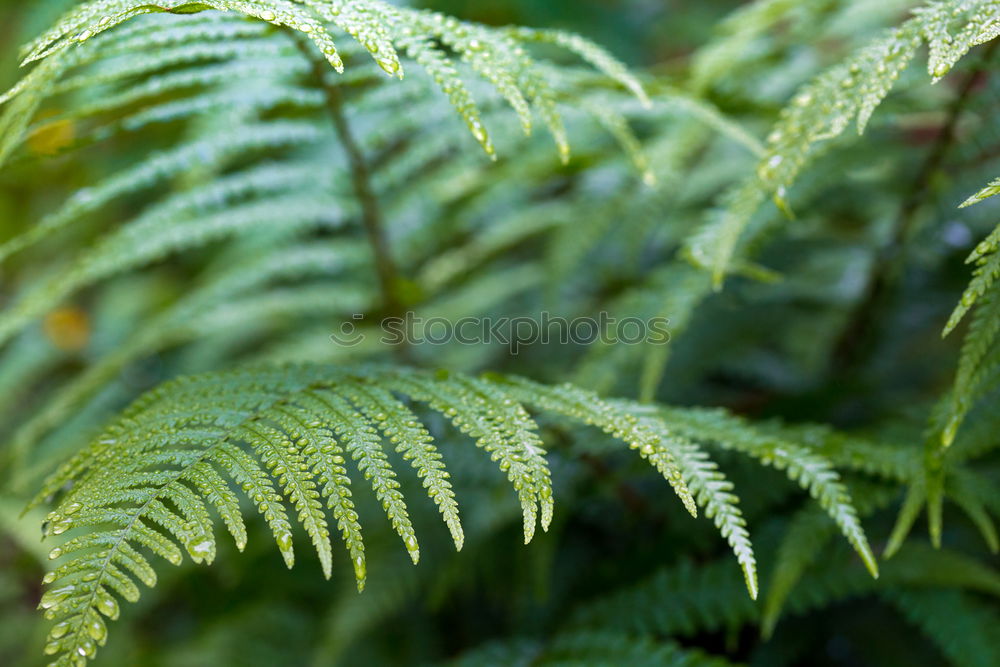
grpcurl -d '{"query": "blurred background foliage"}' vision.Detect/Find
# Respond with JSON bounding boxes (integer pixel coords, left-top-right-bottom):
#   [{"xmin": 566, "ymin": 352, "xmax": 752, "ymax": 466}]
[{"xmin": 0, "ymin": 0, "xmax": 999, "ymax": 666}]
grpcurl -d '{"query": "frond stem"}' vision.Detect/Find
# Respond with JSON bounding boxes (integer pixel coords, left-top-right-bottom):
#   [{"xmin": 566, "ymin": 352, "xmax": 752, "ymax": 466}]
[
  {"xmin": 297, "ymin": 38, "xmax": 405, "ymax": 322},
  {"xmin": 832, "ymin": 40, "xmax": 998, "ymax": 370}
]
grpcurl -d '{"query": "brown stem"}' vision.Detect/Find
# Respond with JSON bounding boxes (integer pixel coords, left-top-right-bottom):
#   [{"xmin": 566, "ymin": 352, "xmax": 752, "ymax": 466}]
[
  {"xmin": 832, "ymin": 42, "xmax": 997, "ymax": 369},
  {"xmin": 298, "ymin": 40, "xmax": 404, "ymax": 318}
]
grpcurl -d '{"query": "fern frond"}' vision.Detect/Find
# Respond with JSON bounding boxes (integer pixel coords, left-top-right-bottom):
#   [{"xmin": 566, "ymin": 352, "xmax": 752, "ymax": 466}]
[
  {"xmin": 35, "ymin": 365, "xmax": 733, "ymax": 666},
  {"xmin": 624, "ymin": 411, "xmax": 758, "ymax": 599},
  {"xmin": 22, "ymin": 1, "xmax": 344, "ymax": 72},
  {"xmin": 452, "ymin": 630, "xmax": 739, "ymax": 666},
  {"xmin": 653, "ymin": 406, "xmax": 879, "ymax": 578},
  {"xmin": 569, "ymin": 541, "xmax": 1000, "ymax": 645},
  {"xmin": 1, "ymin": 0, "xmax": 649, "ymax": 169},
  {"xmin": 567, "ymin": 557, "xmax": 756, "ymax": 638},
  {"xmin": 507, "ymin": 28, "xmax": 651, "ymax": 108},
  {"xmin": 758, "ymin": 482, "xmax": 895, "ymax": 637},
  {"xmin": 448, "ymin": 638, "xmax": 542, "ymax": 667},
  {"xmin": 939, "ymin": 281, "xmax": 1000, "ymax": 446},
  {"xmin": 883, "ymin": 589, "xmax": 1000, "ymax": 667},
  {"xmin": 948, "ymin": 476, "xmax": 1000, "ymax": 553},
  {"xmin": 768, "ymin": 421, "xmax": 920, "ymax": 483},
  {"xmin": 0, "ymin": 121, "xmax": 326, "ymax": 266},
  {"xmin": 687, "ymin": 0, "xmax": 1000, "ymax": 284},
  {"xmin": 760, "ymin": 507, "xmax": 834, "ymax": 639},
  {"xmin": 0, "ymin": 172, "xmax": 344, "ymax": 348},
  {"xmin": 493, "ymin": 376, "xmax": 698, "ymax": 518},
  {"xmin": 943, "ymin": 222, "xmax": 1000, "ymax": 336},
  {"xmin": 885, "ymin": 480, "xmax": 928, "ymax": 558},
  {"xmin": 8, "ymin": 1, "xmax": 1000, "ymax": 663},
  {"xmin": 7, "ymin": 241, "xmax": 371, "ymax": 474},
  {"xmin": 960, "ymin": 175, "xmax": 1000, "ymax": 207},
  {"xmin": 538, "ymin": 631, "xmax": 739, "ymax": 667},
  {"xmin": 690, "ymin": 0, "xmax": 802, "ymax": 92},
  {"xmin": 0, "ymin": 5, "xmax": 663, "ymax": 376},
  {"xmin": 924, "ymin": 0, "xmax": 1000, "ymax": 79}
]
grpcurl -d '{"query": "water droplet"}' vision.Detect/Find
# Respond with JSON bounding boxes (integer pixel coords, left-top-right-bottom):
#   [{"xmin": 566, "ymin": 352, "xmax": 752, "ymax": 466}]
[
  {"xmin": 95, "ymin": 591, "xmax": 119, "ymax": 620},
  {"xmin": 259, "ymin": 10, "xmax": 276, "ymax": 21},
  {"xmin": 77, "ymin": 639, "xmax": 96, "ymax": 658},
  {"xmin": 48, "ymin": 547, "xmax": 63, "ymax": 560},
  {"xmin": 378, "ymin": 57, "xmax": 401, "ymax": 77},
  {"xmin": 51, "ymin": 519, "xmax": 72, "ymax": 535},
  {"xmin": 86, "ymin": 616, "xmax": 107, "ymax": 643},
  {"xmin": 39, "ymin": 585, "xmax": 75, "ymax": 610},
  {"xmin": 186, "ymin": 539, "xmax": 213, "ymax": 561}
]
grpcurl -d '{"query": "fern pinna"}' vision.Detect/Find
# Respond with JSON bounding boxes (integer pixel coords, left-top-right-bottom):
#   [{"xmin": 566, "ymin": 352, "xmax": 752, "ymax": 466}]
[{"xmin": 1, "ymin": 0, "xmax": 1000, "ymax": 665}]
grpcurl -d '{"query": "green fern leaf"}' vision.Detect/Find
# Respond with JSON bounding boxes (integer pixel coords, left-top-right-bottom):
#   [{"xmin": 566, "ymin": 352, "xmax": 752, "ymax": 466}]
[
  {"xmin": 36, "ymin": 365, "xmax": 744, "ymax": 665},
  {"xmin": 687, "ymin": 0, "xmax": 1000, "ymax": 285},
  {"xmin": 939, "ymin": 281, "xmax": 1000, "ymax": 446},
  {"xmin": 960, "ymin": 176, "xmax": 1000, "ymax": 207},
  {"xmin": 625, "ymin": 409, "xmax": 758, "ymax": 599},
  {"xmin": 656, "ymin": 406, "xmax": 879, "ymax": 578},
  {"xmin": 883, "ymin": 589, "xmax": 1000, "ymax": 667},
  {"xmin": 1, "ymin": 0, "xmax": 649, "ymax": 173}
]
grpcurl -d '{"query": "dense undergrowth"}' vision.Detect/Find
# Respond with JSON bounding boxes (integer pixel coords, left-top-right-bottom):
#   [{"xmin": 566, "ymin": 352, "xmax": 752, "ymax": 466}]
[{"xmin": 0, "ymin": 1, "xmax": 999, "ymax": 665}]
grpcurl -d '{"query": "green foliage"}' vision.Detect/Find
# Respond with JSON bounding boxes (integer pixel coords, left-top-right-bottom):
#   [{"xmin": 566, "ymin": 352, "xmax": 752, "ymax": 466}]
[
  {"xmin": 37, "ymin": 364, "xmax": 894, "ymax": 664},
  {"xmin": 449, "ymin": 631, "xmax": 740, "ymax": 667},
  {"xmin": 687, "ymin": 0, "xmax": 1000, "ymax": 286},
  {"xmin": 0, "ymin": 0, "xmax": 999, "ymax": 665},
  {"xmin": 938, "ymin": 209, "xmax": 1000, "ymax": 446},
  {"xmin": 34, "ymin": 365, "xmax": 697, "ymax": 664}
]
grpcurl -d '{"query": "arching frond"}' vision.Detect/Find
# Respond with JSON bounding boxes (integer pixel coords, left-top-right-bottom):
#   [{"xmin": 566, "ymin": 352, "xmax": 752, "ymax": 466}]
[
  {"xmin": 4, "ymin": 1, "xmax": 1000, "ymax": 665},
  {"xmin": 686, "ymin": 0, "xmax": 1000, "ymax": 285},
  {"xmin": 34, "ymin": 365, "xmax": 756, "ymax": 666},
  {"xmin": 648, "ymin": 405, "xmax": 879, "ymax": 578},
  {"xmin": 0, "ymin": 0, "xmax": 649, "ymax": 169},
  {"xmin": 934, "ymin": 204, "xmax": 1000, "ymax": 447}
]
